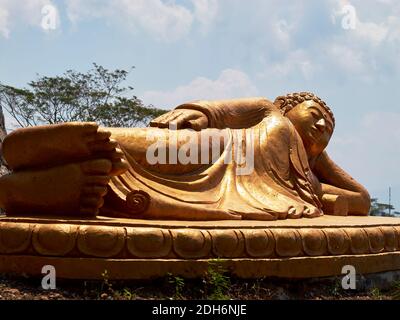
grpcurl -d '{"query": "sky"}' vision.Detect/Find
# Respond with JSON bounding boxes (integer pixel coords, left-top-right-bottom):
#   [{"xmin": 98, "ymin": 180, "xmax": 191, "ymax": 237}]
[{"xmin": 0, "ymin": 0, "xmax": 399, "ymax": 210}]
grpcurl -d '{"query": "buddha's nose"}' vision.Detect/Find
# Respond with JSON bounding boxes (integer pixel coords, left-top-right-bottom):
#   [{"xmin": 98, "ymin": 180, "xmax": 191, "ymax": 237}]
[{"xmin": 315, "ymin": 118, "xmax": 326, "ymax": 132}]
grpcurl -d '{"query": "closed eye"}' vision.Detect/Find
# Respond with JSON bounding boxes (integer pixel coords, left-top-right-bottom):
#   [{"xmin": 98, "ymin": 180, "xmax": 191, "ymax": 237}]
[
  {"xmin": 308, "ymin": 106, "xmax": 334, "ymax": 133},
  {"xmin": 310, "ymin": 111, "xmax": 320, "ymax": 120}
]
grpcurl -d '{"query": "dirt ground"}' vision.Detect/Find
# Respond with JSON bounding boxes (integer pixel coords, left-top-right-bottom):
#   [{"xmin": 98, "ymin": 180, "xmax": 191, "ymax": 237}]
[{"xmin": 0, "ymin": 273, "xmax": 399, "ymax": 300}]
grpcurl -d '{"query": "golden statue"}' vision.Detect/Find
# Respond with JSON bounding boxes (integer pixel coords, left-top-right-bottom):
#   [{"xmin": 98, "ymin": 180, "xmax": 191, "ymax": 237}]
[{"xmin": 0, "ymin": 92, "xmax": 370, "ymax": 220}]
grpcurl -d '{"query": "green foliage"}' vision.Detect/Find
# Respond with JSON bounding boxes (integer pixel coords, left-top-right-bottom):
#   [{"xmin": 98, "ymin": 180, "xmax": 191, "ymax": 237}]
[
  {"xmin": 121, "ymin": 287, "xmax": 137, "ymax": 300},
  {"xmin": 165, "ymin": 264, "xmax": 232, "ymax": 300},
  {"xmin": 370, "ymin": 287, "xmax": 382, "ymax": 299},
  {"xmin": 0, "ymin": 104, "xmax": 5, "ymax": 136},
  {"xmin": 111, "ymin": 287, "xmax": 137, "ymax": 300},
  {"xmin": 329, "ymin": 278, "xmax": 343, "ymax": 297},
  {"xmin": 389, "ymin": 281, "xmax": 400, "ymax": 300},
  {"xmin": 0, "ymin": 63, "xmax": 164, "ymax": 128},
  {"xmin": 167, "ymin": 273, "xmax": 185, "ymax": 300},
  {"xmin": 0, "ymin": 105, "xmax": 7, "ymax": 177},
  {"xmin": 100, "ymin": 269, "xmax": 113, "ymax": 295},
  {"xmin": 205, "ymin": 259, "xmax": 231, "ymax": 300},
  {"xmin": 370, "ymin": 198, "xmax": 397, "ymax": 217}
]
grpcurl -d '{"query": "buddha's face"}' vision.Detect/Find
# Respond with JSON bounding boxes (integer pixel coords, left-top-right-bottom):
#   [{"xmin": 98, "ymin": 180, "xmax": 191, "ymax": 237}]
[{"xmin": 285, "ymin": 100, "xmax": 334, "ymax": 157}]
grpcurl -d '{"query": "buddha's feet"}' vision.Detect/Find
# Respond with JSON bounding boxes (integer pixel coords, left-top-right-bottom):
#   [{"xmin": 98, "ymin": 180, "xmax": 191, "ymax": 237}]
[
  {"xmin": 2, "ymin": 122, "xmax": 128, "ymax": 176},
  {"xmin": 287, "ymin": 204, "xmax": 322, "ymax": 219},
  {"xmin": 0, "ymin": 159, "xmax": 112, "ymax": 216},
  {"xmin": 237, "ymin": 202, "xmax": 322, "ymax": 220}
]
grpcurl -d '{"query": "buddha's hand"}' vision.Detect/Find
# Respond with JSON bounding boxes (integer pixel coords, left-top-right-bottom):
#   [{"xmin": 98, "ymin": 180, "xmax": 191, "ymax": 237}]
[{"xmin": 150, "ymin": 109, "xmax": 208, "ymax": 131}]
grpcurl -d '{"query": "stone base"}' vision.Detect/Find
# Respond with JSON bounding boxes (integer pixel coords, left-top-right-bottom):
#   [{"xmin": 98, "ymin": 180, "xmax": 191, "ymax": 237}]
[{"xmin": 0, "ymin": 215, "xmax": 400, "ymax": 279}]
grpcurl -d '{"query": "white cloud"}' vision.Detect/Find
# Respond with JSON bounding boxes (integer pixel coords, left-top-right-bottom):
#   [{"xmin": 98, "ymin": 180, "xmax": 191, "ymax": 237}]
[
  {"xmin": 117, "ymin": 0, "xmax": 193, "ymax": 41},
  {"xmin": 386, "ymin": 16, "xmax": 400, "ymax": 43},
  {"xmin": 354, "ymin": 20, "xmax": 388, "ymax": 46},
  {"xmin": 319, "ymin": 0, "xmax": 400, "ymax": 81},
  {"xmin": 142, "ymin": 69, "xmax": 259, "ymax": 108},
  {"xmin": 0, "ymin": 5, "xmax": 9, "ymax": 38},
  {"xmin": 271, "ymin": 19, "xmax": 292, "ymax": 50},
  {"xmin": 65, "ymin": 0, "xmax": 109, "ymax": 23},
  {"xmin": 324, "ymin": 43, "xmax": 366, "ymax": 74},
  {"xmin": 330, "ymin": 0, "xmax": 400, "ymax": 46},
  {"xmin": 361, "ymin": 112, "xmax": 400, "ymax": 144},
  {"xmin": 260, "ymin": 49, "xmax": 317, "ymax": 81},
  {"xmin": 65, "ymin": 0, "xmax": 219, "ymax": 42},
  {"xmin": 328, "ymin": 111, "xmax": 400, "ymax": 200},
  {"xmin": 193, "ymin": 0, "xmax": 218, "ymax": 34},
  {"xmin": 252, "ymin": 0, "xmax": 400, "ymax": 83},
  {"xmin": 0, "ymin": 0, "xmax": 55, "ymax": 38}
]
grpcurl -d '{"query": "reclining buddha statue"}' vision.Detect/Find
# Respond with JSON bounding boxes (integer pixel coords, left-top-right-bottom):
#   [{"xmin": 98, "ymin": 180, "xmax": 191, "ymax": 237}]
[{"xmin": 0, "ymin": 92, "xmax": 370, "ymax": 220}]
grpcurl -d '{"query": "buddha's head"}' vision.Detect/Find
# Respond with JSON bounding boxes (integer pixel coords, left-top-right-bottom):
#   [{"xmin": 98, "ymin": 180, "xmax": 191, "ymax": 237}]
[{"xmin": 274, "ymin": 92, "xmax": 335, "ymax": 158}]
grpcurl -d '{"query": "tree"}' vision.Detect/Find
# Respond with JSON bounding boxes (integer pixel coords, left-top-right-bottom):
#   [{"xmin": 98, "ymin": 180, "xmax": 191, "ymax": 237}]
[
  {"xmin": 0, "ymin": 104, "xmax": 7, "ymax": 176},
  {"xmin": 0, "ymin": 105, "xmax": 5, "ymax": 141},
  {"xmin": 0, "ymin": 105, "xmax": 8, "ymax": 215},
  {"xmin": 369, "ymin": 198, "xmax": 397, "ymax": 217},
  {"xmin": 0, "ymin": 63, "xmax": 165, "ymax": 128}
]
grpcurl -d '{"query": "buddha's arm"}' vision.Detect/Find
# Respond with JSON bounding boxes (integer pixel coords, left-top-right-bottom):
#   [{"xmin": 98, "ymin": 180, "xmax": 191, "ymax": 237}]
[
  {"xmin": 314, "ymin": 151, "xmax": 371, "ymax": 215},
  {"xmin": 174, "ymin": 97, "xmax": 278, "ymax": 129}
]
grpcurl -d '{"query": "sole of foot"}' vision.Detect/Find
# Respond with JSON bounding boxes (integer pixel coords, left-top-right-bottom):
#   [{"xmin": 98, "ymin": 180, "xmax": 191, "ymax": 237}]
[
  {"xmin": 0, "ymin": 159, "xmax": 113, "ymax": 217},
  {"xmin": 2, "ymin": 122, "xmax": 128, "ymax": 176}
]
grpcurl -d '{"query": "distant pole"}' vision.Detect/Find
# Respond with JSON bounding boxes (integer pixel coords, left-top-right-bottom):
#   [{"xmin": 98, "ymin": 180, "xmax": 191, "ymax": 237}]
[{"xmin": 389, "ymin": 187, "xmax": 392, "ymax": 216}]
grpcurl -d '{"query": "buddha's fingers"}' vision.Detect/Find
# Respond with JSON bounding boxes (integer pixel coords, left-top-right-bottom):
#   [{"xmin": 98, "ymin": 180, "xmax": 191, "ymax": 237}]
[
  {"xmin": 150, "ymin": 110, "xmax": 183, "ymax": 128},
  {"xmin": 150, "ymin": 112, "xmax": 172, "ymax": 125},
  {"xmin": 187, "ymin": 118, "xmax": 208, "ymax": 131},
  {"xmin": 169, "ymin": 112, "xmax": 200, "ymax": 128},
  {"xmin": 168, "ymin": 113, "xmax": 192, "ymax": 129}
]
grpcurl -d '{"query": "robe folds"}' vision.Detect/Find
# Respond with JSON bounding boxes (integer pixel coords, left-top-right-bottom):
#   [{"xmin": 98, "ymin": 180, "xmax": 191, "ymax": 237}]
[{"xmin": 101, "ymin": 98, "xmax": 323, "ymax": 220}]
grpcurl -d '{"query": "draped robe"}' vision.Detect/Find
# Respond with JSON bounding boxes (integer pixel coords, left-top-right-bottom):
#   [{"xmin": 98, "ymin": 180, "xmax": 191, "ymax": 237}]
[{"xmin": 101, "ymin": 98, "xmax": 323, "ymax": 220}]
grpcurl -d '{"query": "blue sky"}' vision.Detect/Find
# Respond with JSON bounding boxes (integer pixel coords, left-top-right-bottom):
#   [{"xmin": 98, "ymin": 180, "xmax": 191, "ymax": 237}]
[{"xmin": 0, "ymin": 0, "xmax": 399, "ymax": 210}]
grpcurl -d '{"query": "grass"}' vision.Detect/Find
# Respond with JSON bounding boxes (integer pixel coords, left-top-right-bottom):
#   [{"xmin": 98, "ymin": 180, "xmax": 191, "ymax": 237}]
[
  {"xmin": 204, "ymin": 259, "xmax": 231, "ymax": 300},
  {"xmin": 329, "ymin": 279, "xmax": 343, "ymax": 297},
  {"xmin": 167, "ymin": 273, "xmax": 185, "ymax": 299},
  {"xmin": 370, "ymin": 287, "xmax": 382, "ymax": 299},
  {"xmin": 389, "ymin": 281, "xmax": 400, "ymax": 300},
  {"xmin": 2, "ymin": 272, "xmax": 400, "ymax": 300}
]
